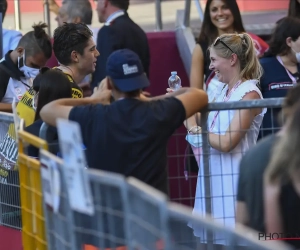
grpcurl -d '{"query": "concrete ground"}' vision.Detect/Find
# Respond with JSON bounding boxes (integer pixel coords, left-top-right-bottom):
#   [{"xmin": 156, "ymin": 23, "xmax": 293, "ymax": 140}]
[{"xmin": 3, "ymin": 0, "xmax": 287, "ymax": 36}]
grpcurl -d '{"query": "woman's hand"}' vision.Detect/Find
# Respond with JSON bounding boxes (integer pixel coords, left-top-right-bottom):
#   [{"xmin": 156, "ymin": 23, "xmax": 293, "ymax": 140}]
[{"xmin": 166, "ymin": 88, "xmax": 174, "ymax": 94}]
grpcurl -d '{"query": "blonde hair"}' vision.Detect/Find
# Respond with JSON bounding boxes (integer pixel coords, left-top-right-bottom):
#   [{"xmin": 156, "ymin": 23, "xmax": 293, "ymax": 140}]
[
  {"xmin": 265, "ymin": 101, "xmax": 300, "ymax": 184},
  {"xmin": 210, "ymin": 33, "xmax": 263, "ymax": 80}
]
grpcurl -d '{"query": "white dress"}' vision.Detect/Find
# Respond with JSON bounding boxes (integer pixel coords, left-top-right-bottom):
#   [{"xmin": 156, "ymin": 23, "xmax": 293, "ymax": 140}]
[{"xmin": 189, "ymin": 79, "xmax": 266, "ymax": 241}]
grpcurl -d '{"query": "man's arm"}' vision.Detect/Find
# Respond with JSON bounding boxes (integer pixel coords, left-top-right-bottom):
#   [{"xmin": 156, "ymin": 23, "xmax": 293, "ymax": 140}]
[
  {"xmin": 0, "ymin": 103, "xmax": 13, "ymax": 113},
  {"xmin": 40, "ymin": 89, "xmax": 111, "ymax": 126},
  {"xmin": 146, "ymin": 87, "xmax": 208, "ymax": 119}
]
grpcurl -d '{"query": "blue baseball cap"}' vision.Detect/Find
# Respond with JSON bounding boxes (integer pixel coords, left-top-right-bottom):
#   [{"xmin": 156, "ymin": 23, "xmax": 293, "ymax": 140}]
[{"xmin": 106, "ymin": 49, "xmax": 150, "ymax": 92}]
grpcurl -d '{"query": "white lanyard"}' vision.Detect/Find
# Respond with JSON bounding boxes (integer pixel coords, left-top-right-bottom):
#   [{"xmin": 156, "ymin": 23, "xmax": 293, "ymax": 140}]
[
  {"xmin": 276, "ymin": 56, "xmax": 298, "ymax": 85},
  {"xmin": 105, "ymin": 11, "xmax": 125, "ymax": 26},
  {"xmin": 210, "ymin": 80, "xmax": 242, "ymax": 131}
]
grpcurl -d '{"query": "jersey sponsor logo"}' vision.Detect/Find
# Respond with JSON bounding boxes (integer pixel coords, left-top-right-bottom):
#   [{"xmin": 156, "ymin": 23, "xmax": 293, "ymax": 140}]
[
  {"xmin": 72, "ymin": 88, "xmax": 83, "ymax": 99},
  {"xmin": 19, "ymin": 88, "xmax": 35, "ymax": 109},
  {"xmin": 269, "ymin": 82, "xmax": 294, "ymax": 90}
]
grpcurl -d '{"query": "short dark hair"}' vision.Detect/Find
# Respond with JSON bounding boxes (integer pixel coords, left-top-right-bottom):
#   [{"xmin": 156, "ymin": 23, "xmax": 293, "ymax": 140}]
[
  {"xmin": 0, "ymin": 0, "xmax": 7, "ymax": 22},
  {"xmin": 17, "ymin": 22, "xmax": 52, "ymax": 59},
  {"xmin": 198, "ymin": 0, "xmax": 245, "ymax": 45},
  {"xmin": 53, "ymin": 22, "xmax": 93, "ymax": 66},
  {"xmin": 33, "ymin": 67, "xmax": 72, "ymax": 120},
  {"xmin": 109, "ymin": 0, "xmax": 129, "ymax": 11},
  {"xmin": 264, "ymin": 17, "xmax": 300, "ymax": 57}
]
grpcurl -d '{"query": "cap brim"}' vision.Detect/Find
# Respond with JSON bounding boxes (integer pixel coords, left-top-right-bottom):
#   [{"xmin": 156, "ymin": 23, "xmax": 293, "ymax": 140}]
[{"xmin": 112, "ymin": 73, "xmax": 150, "ymax": 92}]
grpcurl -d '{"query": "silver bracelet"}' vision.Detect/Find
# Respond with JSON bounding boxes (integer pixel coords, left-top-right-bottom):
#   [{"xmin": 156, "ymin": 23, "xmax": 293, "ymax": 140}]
[{"xmin": 188, "ymin": 126, "xmax": 201, "ymax": 134}]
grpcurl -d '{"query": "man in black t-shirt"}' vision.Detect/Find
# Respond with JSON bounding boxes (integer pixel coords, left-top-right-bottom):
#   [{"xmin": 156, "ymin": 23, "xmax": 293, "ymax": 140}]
[{"xmin": 40, "ymin": 48, "xmax": 208, "ymax": 194}]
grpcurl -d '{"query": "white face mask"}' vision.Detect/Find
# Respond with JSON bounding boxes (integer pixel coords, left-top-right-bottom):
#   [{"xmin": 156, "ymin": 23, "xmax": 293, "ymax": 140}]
[
  {"xmin": 18, "ymin": 50, "xmax": 40, "ymax": 79},
  {"xmin": 185, "ymin": 134, "xmax": 203, "ymax": 148},
  {"xmin": 292, "ymin": 48, "xmax": 300, "ymax": 63}
]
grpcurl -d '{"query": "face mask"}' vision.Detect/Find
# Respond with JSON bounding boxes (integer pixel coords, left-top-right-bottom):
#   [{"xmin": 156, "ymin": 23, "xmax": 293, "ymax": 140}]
[
  {"xmin": 292, "ymin": 48, "xmax": 300, "ymax": 63},
  {"xmin": 18, "ymin": 50, "xmax": 40, "ymax": 79},
  {"xmin": 186, "ymin": 134, "xmax": 203, "ymax": 148}
]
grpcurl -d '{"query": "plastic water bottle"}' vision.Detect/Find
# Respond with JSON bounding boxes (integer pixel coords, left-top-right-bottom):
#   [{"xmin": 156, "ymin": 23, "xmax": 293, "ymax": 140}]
[{"xmin": 168, "ymin": 71, "xmax": 181, "ymax": 91}]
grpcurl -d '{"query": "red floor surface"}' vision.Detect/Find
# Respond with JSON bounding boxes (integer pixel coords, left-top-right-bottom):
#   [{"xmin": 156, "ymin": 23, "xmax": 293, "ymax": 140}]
[{"xmin": 0, "ymin": 226, "xmax": 22, "ymax": 250}]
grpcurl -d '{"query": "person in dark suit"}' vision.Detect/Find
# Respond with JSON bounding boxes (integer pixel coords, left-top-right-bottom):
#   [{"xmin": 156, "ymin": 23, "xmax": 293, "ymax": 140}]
[{"xmin": 91, "ymin": 0, "xmax": 150, "ymax": 89}]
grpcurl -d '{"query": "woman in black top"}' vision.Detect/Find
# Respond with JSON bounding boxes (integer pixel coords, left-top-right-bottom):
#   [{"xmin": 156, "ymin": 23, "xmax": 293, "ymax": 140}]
[{"xmin": 25, "ymin": 67, "xmax": 72, "ymax": 157}]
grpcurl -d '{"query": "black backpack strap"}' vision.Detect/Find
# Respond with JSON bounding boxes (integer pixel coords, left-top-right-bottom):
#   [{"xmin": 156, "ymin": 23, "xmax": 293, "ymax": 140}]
[{"xmin": 0, "ymin": 63, "xmax": 14, "ymax": 100}]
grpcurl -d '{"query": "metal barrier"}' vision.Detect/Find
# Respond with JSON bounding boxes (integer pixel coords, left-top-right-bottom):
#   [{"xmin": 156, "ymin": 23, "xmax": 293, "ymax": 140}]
[
  {"xmin": 0, "ymin": 112, "xmax": 19, "ymax": 228},
  {"xmin": 18, "ymin": 130, "xmax": 49, "ymax": 250},
  {"xmin": 16, "ymin": 98, "xmax": 289, "ymax": 250},
  {"xmin": 38, "ymin": 148, "xmax": 291, "ymax": 250},
  {"xmin": 126, "ymin": 177, "xmax": 169, "ymax": 250},
  {"xmin": 39, "ymin": 149, "xmax": 76, "ymax": 250},
  {"xmin": 0, "ymin": 12, "xmax": 3, "ymax": 59},
  {"xmin": 167, "ymin": 203, "xmax": 290, "ymax": 250}
]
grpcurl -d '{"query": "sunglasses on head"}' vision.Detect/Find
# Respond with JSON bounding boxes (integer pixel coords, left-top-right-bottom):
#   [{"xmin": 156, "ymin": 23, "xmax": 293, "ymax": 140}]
[{"xmin": 213, "ymin": 37, "xmax": 235, "ymax": 54}]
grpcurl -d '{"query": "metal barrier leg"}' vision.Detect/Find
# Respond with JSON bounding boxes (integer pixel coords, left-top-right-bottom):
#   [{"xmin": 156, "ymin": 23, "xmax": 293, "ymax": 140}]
[
  {"xmin": 43, "ymin": 0, "xmax": 51, "ymax": 36},
  {"xmin": 0, "ymin": 13, "xmax": 3, "ymax": 59},
  {"xmin": 14, "ymin": 0, "xmax": 21, "ymax": 31},
  {"xmin": 200, "ymin": 110, "xmax": 214, "ymax": 249},
  {"xmin": 193, "ymin": 0, "xmax": 204, "ymax": 21},
  {"xmin": 155, "ymin": 0, "xmax": 162, "ymax": 31},
  {"xmin": 183, "ymin": 0, "xmax": 191, "ymax": 27}
]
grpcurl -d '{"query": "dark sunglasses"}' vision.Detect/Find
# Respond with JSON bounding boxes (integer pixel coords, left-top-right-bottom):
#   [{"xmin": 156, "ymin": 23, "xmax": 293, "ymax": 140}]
[{"xmin": 213, "ymin": 37, "xmax": 235, "ymax": 54}]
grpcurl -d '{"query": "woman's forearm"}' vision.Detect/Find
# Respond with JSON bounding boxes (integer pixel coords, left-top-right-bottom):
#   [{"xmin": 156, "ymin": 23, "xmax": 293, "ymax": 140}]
[
  {"xmin": 209, "ymin": 132, "xmax": 238, "ymax": 153},
  {"xmin": 264, "ymin": 182, "xmax": 283, "ymax": 234},
  {"xmin": 184, "ymin": 113, "xmax": 201, "ymax": 131}
]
